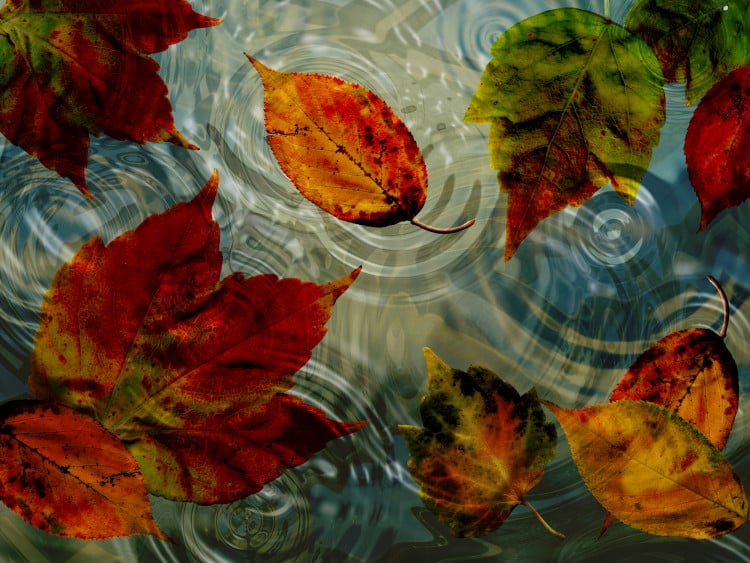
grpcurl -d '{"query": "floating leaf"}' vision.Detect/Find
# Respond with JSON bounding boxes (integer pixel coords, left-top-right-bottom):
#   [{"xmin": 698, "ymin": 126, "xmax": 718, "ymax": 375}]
[
  {"xmin": 29, "ymin": 170, "xmax": 366, "ymax": 504},
  {"xmin": 0, "ymin": 0, "xmax": 221, "ymax": 195},
  {"xmin": 464, "ymin": 8, "xmax": 665, "ymax": 260},
  {"xmin": 685, "ymin": 67, "xmax": 750, "ymax": 229},
  {"xmin": 625, "ymin": 0, "xmax": 750, "ymax": 105},
  {"xmin": 0, "ymin": 400, "xmax": 168, "ymax": 540},
  {"xmin": 544, "ymin": 399, "xmax": 748, "ymax": 538},
  {"xmin": 398, "ymin": 348, "xmax": 561, "ymax": 538},
  {"xmin": 600, "ymin": 276, "xmax": 739, "ymax": 534},
  {"xmin": 611, "ymin": 276, "xmax": 738, "ymax": 448},
  {"xmin": 246, "ymin": 55, "xmax": 474, "ymax": 234}
]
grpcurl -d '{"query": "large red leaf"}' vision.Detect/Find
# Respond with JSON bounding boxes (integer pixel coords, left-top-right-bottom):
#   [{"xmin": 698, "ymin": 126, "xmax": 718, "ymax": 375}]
[
  {"xmin": 0, "ymin": 0, "xmax": 221, "ymax": 195},
  {"xmin": 0, "ymin": 400, "xmax": 168, "ymax": 540},
  {"xmin": 29, "ymin": 170, "xmax": 365, "ymax": 503},
  {"xmin": 685, "ymin": 67, "xmax": 750, "ymax": 230}
]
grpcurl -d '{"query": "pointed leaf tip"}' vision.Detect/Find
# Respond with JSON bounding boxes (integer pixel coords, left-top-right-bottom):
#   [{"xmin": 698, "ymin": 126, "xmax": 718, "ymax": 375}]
[{"xmin": 245, "ymin": 53, "xmax": 274, "ymax": 81}]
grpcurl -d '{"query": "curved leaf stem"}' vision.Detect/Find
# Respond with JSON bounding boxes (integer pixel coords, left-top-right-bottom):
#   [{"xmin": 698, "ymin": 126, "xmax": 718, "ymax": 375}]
[
  {"xmin": 522, "ymin": 500, "xmax": 566, "ymax": 540},
  {"xmin": 707, "ymin": 275, "xmax": 729, "ymax": 339},
  {"xmin": 410, "ymin": 217, "xmax": 475, "ymax": 234}
]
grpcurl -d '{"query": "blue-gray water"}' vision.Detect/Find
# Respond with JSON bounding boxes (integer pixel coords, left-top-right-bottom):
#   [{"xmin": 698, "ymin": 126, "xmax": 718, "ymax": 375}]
[{"xmin": 1, "ymin": 0, "xmax": 750, "ymax": 561}]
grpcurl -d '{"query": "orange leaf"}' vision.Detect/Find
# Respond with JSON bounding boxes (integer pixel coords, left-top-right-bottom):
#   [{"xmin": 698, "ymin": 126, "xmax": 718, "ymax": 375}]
[
  {"xmin": 545, "ymin": 400, "xmax": 748, "ymax": 539},
  {"xmin": 247, "ymin": 55, "xmax": 473, "ymax": 234},
  {"xmin": 29, "ymin": 170, "xmax": 366, "ymax": 503},
  {"xmin": 599, "ymin": 277, "xmax": 739, "ymax": 535},
  {"xmin": 0, "ymin": 400, "xmax": 168, "ymax": 540}
]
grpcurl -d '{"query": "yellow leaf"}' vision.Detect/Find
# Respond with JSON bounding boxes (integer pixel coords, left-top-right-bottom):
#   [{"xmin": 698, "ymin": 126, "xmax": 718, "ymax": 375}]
[{"xmin": 544, "ymin": 400, "xmax": 748, "ymax": 538}]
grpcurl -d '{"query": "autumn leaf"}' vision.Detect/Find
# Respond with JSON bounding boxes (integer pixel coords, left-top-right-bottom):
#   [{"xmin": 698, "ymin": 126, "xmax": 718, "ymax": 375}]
[
  {"xmin": 600, "ymin": 276, "xmax": 739, "ymax": 535},
  {"xmin": 246, "ymin": 55, "xmax": 474, "ymax": 234},
  {"xmin": 544, "ymin": 399, "xmax": 748, "ymax": 539},
  {"xmin": 0, "ymin": 0, "xmax": 221, "ymax": 196},
  {"xmin": 29, "ymin": 170, "xmax": 366, "ymax": 503},
  {"xmin": 625, "ymin": 0, "xmax": 750, "ymax": 105},
  {"xmin": 398, "ymin": 348, "xmax": 562, "ymax": 538},
  {"xmin": 685, "ymin": 67, "xmax": 750, "ymax": 230},
  {"xmin": 610, "ymin": 276, "xmax": 738, "ymax": 449},
  {"xmin": 0, "ymin": 400, "xmax": 168, "ymax": 541},
  {"xmin": 464, "ymin": 8, "xmax": 665, "ymax": 260}
]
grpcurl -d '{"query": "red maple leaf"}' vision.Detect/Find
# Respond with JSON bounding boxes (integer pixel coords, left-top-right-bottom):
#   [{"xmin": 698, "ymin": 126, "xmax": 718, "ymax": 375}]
[
  {"xmin": 0, "ymin": 0, "xmax": 221, "ymax": 195},
  {"xmin": 29, "ymin": 170, "xmax": 366, "ymax": 503}
]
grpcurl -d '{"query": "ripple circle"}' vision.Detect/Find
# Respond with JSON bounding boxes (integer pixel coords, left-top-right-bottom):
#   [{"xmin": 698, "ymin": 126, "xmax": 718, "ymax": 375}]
[{"xmin": 181, "ymin": 472, "xmax": 311, "ymax": 563}]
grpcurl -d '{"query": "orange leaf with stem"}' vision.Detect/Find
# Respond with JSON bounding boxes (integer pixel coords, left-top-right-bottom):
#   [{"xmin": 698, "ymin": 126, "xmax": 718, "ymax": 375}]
[{"xmin": 246, "ymin": 55, "xmax": 474, "ymax": 234}]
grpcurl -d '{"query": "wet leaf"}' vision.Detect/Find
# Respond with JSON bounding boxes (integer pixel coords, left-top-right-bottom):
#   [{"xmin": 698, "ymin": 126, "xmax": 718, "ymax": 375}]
[
  {"xmin": 0, "ymin": 400, "xmax": 168, "ymax": 540},
  {"xmin": 544, "ymin": 400, "xmax": 748, "ymax": 538},
  {"xmin": 610, "ymin": 277, "xmax": 738, "ymax": 449},
  {"xmin": 246, "ymin": 55, "xmax": 473, "ymax": 234},
  {"xmin": 625, "ymin": 0, "xmax": 750, "ymax": 105},
  {"xmin": 599, "ymin": 276, "xmax": 739, "ymax": 535},
  {"xmin": 685, "ymin": 67, "xmax": 750, "ymax": 230},
  {"xmin": 398, "ymin": 348, "xmax": 561, "ymax": 538},
  {"xmin": 0, "ymin": 0, "xmax": 221, "ymax": 195},
  {"xmin": 29, "ymin": 170, "xmax": 366, "ymax": 503},
  {"xmin": 464, "ymin": 8, "xmax": 665, "ymax": 260}
]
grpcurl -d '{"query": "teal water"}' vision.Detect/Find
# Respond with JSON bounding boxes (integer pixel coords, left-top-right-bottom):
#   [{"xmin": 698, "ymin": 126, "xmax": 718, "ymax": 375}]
[{"xmin": 1, "ymin": 0, "xmax": 750, "ymax": 561}]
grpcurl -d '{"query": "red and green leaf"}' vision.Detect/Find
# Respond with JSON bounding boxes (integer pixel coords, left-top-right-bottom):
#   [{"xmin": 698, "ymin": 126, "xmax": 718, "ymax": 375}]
[
  {"xmin": 0, "ymin": 0, "xmax": 221, "ymax": 195},
  {"xmin": 247, "ymin": 55, "xmax": 474, "ymax": 234},
  {"xmin": 398, "ymin": 348, "xmax": 561, "ymax": 538},
  {"xmin": 0, "ymin": 400, "xmax": 168, "ymax": 541},
  {"xmin": 625, "ymin": 0, "xmax": 750, "ymax": 105},
  {"xmin": 29, "ymin": 170, "xmax": 365, "ymax": 503},
  {"xmin": 464, "ymin": 8, "xmax": 665, "ymax": 260},
  {"xmin": 685, "ymin": 67, "xmax": 750, "ymax": 230}
]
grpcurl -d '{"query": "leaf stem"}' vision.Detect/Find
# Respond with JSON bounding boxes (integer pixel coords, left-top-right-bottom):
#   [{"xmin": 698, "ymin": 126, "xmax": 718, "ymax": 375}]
[
  {"xmin": 707, "ymin": 275, "xmax": 729, "ymax": 339},
  {"xmin": 522, "ymin": 500, "xmax": 566, "ymax": 540},
  {"xmin": 604, "ymin": 0, "xmax": 610, "ymax": 18},
  {"xmin": 410, "ymin": 217, "xmax": 475, "ymax": 234}
]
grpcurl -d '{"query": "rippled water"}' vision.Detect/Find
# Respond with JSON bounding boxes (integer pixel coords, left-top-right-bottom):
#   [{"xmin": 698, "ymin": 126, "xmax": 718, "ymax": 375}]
[{"xmin": 1, "ymin": 0, "xmax": 750, "ymax": 561}]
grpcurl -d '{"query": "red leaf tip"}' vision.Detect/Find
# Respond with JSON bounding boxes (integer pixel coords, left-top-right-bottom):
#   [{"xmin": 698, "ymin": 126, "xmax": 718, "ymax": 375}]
[{"xmin": 198, "ymin": 169, "xmax": 220, "ymax": 205}]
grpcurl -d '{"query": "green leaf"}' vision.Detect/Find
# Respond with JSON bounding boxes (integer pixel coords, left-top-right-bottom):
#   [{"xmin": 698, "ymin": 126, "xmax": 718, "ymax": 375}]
[
  {"xmin": 625, "ymin": 0, "xmax": 750, "ymax": 105},
  {"xmin": 464, "ymin": 8, "xmax": 665, "ymax": 260},
  {"xmin": 398, "ymin": 348, "xmax": 561, "ymax": 538}
]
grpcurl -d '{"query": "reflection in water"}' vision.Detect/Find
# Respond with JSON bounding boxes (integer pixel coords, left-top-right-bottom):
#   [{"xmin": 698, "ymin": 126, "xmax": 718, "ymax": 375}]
[{"xmin": 1, "ymin": 0, "xmax": 750, "ymax": 561}]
